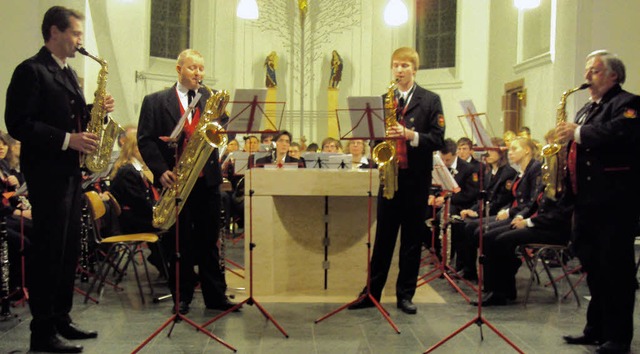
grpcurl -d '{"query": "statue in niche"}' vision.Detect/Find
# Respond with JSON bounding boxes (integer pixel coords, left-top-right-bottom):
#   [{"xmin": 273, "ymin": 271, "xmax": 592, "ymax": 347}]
[
  {"xmin": 265, "ymin": 51, "xmax": 278, "ymax": 88},
  {"xmin": 329, "ymin": 50, "xmax": 343, "ymax": 89}
]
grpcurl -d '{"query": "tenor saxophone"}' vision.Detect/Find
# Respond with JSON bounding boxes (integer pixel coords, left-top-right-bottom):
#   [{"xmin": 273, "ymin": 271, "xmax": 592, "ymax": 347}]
[
  {"xmin": 372, "ymin": 80, "xmax": 399, "ymax": 199},
  {"xmin": 152, "ymin": 85, "xmax": 229, "ymax": 230},
  {"xmin": 541, "ymin": 83, "xmax": 590, "ymax": 200},
  {"xmin": 76, "ymin": 47, "xmax": 124, "ymax": 173}
]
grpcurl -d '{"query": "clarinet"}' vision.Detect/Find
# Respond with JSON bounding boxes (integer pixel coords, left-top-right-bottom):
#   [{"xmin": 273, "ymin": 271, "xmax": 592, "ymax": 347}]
[
  {"xmin": 0, "ymin": 216, "xmax": 11, "ymax": 318},
  {"xmin": 79, "ymin": 199, "xmax": 91, "ymax": 282},
  {"xmin": 218, "ymin": 209, "xmax": 227, "ymax": 275}
]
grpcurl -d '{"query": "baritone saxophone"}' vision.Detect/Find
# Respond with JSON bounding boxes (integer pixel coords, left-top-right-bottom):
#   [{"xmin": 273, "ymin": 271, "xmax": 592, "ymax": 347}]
[
  {"xmin": 541, "ymin": 83, "xmax": 589, "ymax": 200},
  {"xmin": 76, "ymin": 47, "xmax": 124, "ymax": 173},
  {"xmin": 152, "ymin": 85, "xmax": 229, "ymax": 230}
]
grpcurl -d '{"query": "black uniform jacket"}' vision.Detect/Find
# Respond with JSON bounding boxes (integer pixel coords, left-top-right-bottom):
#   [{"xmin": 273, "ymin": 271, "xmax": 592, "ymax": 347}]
[
  {"xmin": 137, "ymin": 84, "xmax": 228, "ymax": 189},
  {"xmin": 566, "ymin": 84, "xmax": 640, "ymax": 207},
  {"xmin": 254, "ymin": 154, "xmax": 305, "ymax": 168},
  {"xmin": 450, "ymin": 158, "xmax": 479, "ymax": 213},
  {"xmin": 5, "ymin": 46, "xmax": 87, "ymax": 181},
  {"xmin": 507, "ymin": 159, "xmax": 542, "ymax": 217}
]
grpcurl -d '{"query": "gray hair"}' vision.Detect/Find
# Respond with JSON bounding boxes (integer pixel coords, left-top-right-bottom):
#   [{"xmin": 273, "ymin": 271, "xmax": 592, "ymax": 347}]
[{"xmin": 587, "ymin": 50, "xmax": 626, "ymax": 84}]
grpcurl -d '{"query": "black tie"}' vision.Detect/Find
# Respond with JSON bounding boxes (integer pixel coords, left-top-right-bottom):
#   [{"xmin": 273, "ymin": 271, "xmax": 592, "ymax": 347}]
[
  {"xmin": 577, "ymin": 102, "xmax": 598, "ymax": 125},
  {"xmin": 187, "ymin": 90, "xmax": 196, "ymax": 106},
  {"xmin": 63, "ymin": 67, "xmax": 79, "ymax": 90},
  {"xmin": 397, "ymin": 95, "xmax": 406, "ymax": 118}
]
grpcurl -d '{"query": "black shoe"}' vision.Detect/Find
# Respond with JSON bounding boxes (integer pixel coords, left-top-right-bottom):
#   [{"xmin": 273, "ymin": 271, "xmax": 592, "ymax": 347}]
[
  {"xmin": 206, "ymin": 300, "xmax": 241, "ymax": 312},
  {"xmin": 172, "ymin": 301, "xmax": 190, "ymax": 315},
  {"xmin": 470, "ymin": 291, "xmax": 508, "ymax": 307},
  {"xmin": 562, "ymin": 334, "xmax": 601, "ymax": 345},
  {"xmin": 348, "ymin": 296, "xmax": 375, "ymax": 310},
  {"xmin": 595, "ymin": 341, "xmax": 630, "ymax": 354},
  {"xmin": 30, "ymin": 334, "xmax": 83, "ymax": 353},
  {"xmin": 457, "ymin": 270, "xmax": 478, "ymax": 283},
  {"xmin": 56, "ymin": 323, "xmax": 98, "ymax": 340},
  {"xmin": 397, "ymin": 299, "xmax": 417, "ymax": 314}
]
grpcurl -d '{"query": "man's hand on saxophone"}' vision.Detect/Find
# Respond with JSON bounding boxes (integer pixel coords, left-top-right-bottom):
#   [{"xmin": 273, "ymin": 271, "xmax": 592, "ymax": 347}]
[
  {"xmin": 555, "ymin": 121, "xmax": 579, "ymax": 143},
  {"xmin": 387, "ymin": 122, "xmax": 416, "ymax": 140},
  {"xmin": 69, "ymin": 132, "xmax": 99, "ymax": 154},
  {"xmin": 159, "ymin": 170, "xmax": 177, "ymax": 189},
  {"xmin": 103, "ymin": 93, "xmax": 115, "ymax": 113}
]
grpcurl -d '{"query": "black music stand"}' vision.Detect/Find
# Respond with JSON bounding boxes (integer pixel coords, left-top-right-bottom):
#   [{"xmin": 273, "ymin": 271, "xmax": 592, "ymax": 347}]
[
  {"xmin": 314, "ymin": 96, "xmax": 401, "ymax": 333},
  {"xmin": 132, "ymin": 98, "xmax": 236, "ymax": 353},
  {"xmin": 424, "ymin": 117, "xmax": 523, "ymax": 352},
  {"xmin": 199, "ymin": 91, "xmax": 289, "ymax": 338}
]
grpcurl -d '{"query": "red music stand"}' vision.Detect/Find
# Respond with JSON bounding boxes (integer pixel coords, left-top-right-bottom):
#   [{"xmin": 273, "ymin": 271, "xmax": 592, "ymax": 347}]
[
  {"xmin": 132, "ymin": 99, "xmax": 236, "ymax": 353},
  {"xmin": 199, "ymin": 91, "xmax": 289, "ymax": 338},
  {"xmin": 314, "ymin": 97, "xmax": 400, "ymax": 333},
  {"xmin": 11, "ymin": 214, "xmax": 31, "ymax": 307},
  {"xmin": 424, "ymin": 138, "xmax": 524, "ymax": 353},
  {"xmin": 416, "ymin": 190, "xmax": 478, "ymax": 303}
]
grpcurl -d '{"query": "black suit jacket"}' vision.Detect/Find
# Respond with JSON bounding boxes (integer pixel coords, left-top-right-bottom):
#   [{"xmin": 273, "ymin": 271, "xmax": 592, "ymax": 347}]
[
  {"xmin": 110, "ymin": 163, "xmax": 156, "ymax": 233},
  {"xmin": 5, "ymin": 46, "xmax": 88, "ymax": 183},
  {"xmin": 450, "ymin": 159, "xmax": 479, "ymax": 213},
  {"xmin": 507, "ymin": 159, "xmax": 542, "ymax": 217},
  {"xmin": 137, "ymin": 84, "xmax": 227, "ymax": 188},
  {"xmin": 254, "ymin": 154, "xmax": 305, "ymax": 168},
  {"xmin": 566, "ymin": 84, "xmax": 640, "ymax": 207},
  {"xmin": 485, "ymin": 164, "xmax": 518, "ymax": 215}
]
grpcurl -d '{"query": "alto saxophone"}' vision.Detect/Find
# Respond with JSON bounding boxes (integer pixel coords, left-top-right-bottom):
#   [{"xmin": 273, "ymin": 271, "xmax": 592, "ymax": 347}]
[
  {"xmin": 76, "ymin": 47, "xmax": 124, "ymax": 173},
  {"xmin": 541, "ymin": 83, "xmax": 589, "ymax": 200},
  {"xmin": 372, "ymin": 80, "xmax": 399, "ymax": 199},
  {"xmin": 152, "ymin": 85, "xmax": 229, "ymax": 230}
]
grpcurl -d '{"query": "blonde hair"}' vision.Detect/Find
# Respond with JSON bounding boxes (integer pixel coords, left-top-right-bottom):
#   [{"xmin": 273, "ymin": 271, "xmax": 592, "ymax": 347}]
[
  {"xmin": 110, "ymin": 131, "xmax": 148, "ymax": 179},
  {"xmin": 177, "ymin": 49, "xmax": 203, "ymax": 66},
  {"xmin": 391, "ymin": 47, "xmax": 420, "ymax": 70}
]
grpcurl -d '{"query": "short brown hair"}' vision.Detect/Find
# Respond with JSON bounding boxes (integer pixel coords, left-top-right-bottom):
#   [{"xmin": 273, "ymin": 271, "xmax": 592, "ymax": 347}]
[{"xmin": 42, "ymin": 6, "xmax": 84, "ymax": 42}]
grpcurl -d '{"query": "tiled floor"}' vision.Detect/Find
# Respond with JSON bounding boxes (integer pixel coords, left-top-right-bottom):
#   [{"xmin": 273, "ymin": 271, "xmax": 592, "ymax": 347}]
[{"xmin": 1, "ymin": 238, "xmax": 638, "ymax": 354}]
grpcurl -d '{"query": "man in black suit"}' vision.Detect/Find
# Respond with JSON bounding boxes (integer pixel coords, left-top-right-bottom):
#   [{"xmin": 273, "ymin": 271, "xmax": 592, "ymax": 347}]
[
  {"xmin": 349, "ymin": 47, "xmax": 445, "ymax": 314},
  {"xmin": 5, "ymin": 6, "xmax": 114, "ymax": 353},
  {"xmin": 137, "ymin": 49, "xmax": 236, "ymax": 316},
  {"xmin": 254, "ymin": 130, "xmax": 305, "ymax": 168},
  {"xmin": 557, "ymin": 50, "xmax": 640, "ymax": 354}
]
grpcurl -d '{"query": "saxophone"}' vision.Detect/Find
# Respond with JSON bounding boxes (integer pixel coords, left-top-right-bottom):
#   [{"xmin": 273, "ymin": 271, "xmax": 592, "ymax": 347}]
[
  {"xmin": 76, "ymin": 47, "xmax": 124, "ymax": 173},
  {"xmin": 152, "ymin": 85, "xmax": 229, "ymax": 230},
  {"xmin": 372, "ymin": 80, "xmax": 399, "ymax": 199},
  {"xmin": 541, "ymin": 83, "xmax": 590, "ymax": 200}
]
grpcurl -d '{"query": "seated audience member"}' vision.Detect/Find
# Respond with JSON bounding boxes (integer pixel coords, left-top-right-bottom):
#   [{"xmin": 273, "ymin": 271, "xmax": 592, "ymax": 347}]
[
  {"xmin": 475, "ymin": 185, "xmax": 573, "ymax": 306},
  {"xmin": 260, "ymin": 129, "xmax": 276, "ymax": 146},
  {"xmin": 345, "ymin": 139, "xmax": 373, "ymax": 169},
  {"xmin": 109, "ymin": 131, "xmax": 167, "ymax": 276},
  {"xmin": 243, "ymin": 135, "xmax": 260, "ymax": 153},
  {"xmin": 254, "ymin": 131, "xmax": 305, "ymax": 168},
  {"xmin": 458, "ymin": 137, "xmax": 542, "ymax": 281},
  {"xmin": 221, "ymin": 138, "xmax": 239, "ymax": 161},
  {"xmin": 321, "ymin": 137, "xmax": 342, "ymax": 153}
]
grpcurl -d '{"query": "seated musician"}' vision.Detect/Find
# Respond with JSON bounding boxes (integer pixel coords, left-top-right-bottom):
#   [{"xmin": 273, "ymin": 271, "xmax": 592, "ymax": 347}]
[
  {"xmin": 428, "ymin": 138, "xmax": 479, "ymax": 266},
  {"xmin": 345, "ymin": 139, "xmax": 373, "ymax": 169},
  {"xmin": 320, "ymin": 137, "xmax": 342, "ymax": 153},
  {"xmin": 109, "ymin": 130, "xmax": 167, "ymax": 277},
  {"xmin": 458, "ymin": 136, "xmax": 542, "ymax": 282},
  {"xmin": 475, "ymin": 184, "xmax": 573, "ymax": 306},
  {"xmin": 254, "ymin": 130, "xmax": 305, "ymax": 168},
  {"xmin": 288, "ymin": 142, "xmax": 302, "ymax": 160}
]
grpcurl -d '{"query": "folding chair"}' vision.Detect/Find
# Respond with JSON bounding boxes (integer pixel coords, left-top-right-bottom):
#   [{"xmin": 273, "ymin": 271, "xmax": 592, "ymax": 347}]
[
  {"xmin": 83, "ymin": 190, "xmax": 165, "ymax": 304},
  {"xmin": 518, "ymin": 243, "xmax": 581, "ymax": 307}
]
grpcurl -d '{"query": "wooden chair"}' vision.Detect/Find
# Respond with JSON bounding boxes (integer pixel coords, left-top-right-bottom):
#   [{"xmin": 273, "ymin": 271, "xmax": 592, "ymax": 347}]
[
  {"xmin": 82, "ymin": 190, "xmax": 163, "ymax": 304},
  {"xmin": 518, "ymin": 243, "xmax": 581, "ymax": 307}
]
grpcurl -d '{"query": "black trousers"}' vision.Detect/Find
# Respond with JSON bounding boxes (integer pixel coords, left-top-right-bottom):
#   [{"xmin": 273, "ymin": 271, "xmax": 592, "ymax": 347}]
[
  {"xmin": 167, "ymin": 178, "xmax": 227, "ymax": 307},
  {"xmin": 367, "ymin": 170, "xmax": 429, "ymax": 301},
  {"xmin": 26, "ymin": 175, "xmax": 83, "ymax": 337},
  {"xmin": 574, "ymin": 206, "xmax": 637, "ymax": 345},
  {"xmin": 483, "ymin": 226, "xmax": 569, "ymax": 296}
]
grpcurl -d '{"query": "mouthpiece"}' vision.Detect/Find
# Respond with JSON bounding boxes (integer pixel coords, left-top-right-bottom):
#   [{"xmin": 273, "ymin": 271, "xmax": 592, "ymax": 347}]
[
  {"xmin": 76, "ymin": 46, "xmax": 89, "ymax": 56},
  {"xmin": 579, "ymin": 83, "xmax": 591, "ymax": 90}
]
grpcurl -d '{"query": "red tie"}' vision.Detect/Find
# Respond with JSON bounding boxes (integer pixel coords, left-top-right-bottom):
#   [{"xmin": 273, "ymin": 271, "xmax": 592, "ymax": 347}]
[{"xmin": 567, "ymin": 141, "xmax": 578, "ymax": 194}]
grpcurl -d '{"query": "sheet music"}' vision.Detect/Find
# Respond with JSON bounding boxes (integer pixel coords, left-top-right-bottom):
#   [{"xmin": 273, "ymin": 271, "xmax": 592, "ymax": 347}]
[
  {"xmin": 301, "ymin": 152, "xmax": 342, "ymax": 169},
  {"xmin": 170, "ymin": 92, "xmax": 202, "ymax": 140},
  {"xmin": 327, "ymin": 154, "xmax": 352, "ymax": 169},
  {"xmin": 459, "ymin": 99, "xmax": 494, "ymax": 147},
  {"xmin": 432, "ymin": 154, "xmax": 460, "ymax": 193},
  {"xmin": 347, "ymin": 96, "xmax": 386, "ymax": 139}
]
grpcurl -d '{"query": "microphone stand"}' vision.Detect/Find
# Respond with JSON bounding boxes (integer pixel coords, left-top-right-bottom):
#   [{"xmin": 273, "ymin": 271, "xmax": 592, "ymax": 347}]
[{"xmin": 424, "ymin": 148, "xmax": 524, "ymax": 353}]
